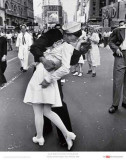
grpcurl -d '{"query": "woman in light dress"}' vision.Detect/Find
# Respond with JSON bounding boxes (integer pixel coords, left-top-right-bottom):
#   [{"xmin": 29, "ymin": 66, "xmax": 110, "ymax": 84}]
[
  {"xmin": 24, "ymin": 28, "xmax": 83, "ymax": 150},
  {"xmin": 87, "ymin": 29, "xmax": 100, "ymax": 77}
]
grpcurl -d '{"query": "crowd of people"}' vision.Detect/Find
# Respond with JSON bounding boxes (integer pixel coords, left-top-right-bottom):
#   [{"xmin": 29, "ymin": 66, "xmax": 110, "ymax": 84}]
[{"xmin": 0, "ymin": 19, "xmax": 126, "ymax": 150}]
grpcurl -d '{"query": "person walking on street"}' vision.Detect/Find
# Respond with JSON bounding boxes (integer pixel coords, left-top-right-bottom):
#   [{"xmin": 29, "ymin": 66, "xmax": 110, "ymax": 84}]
[
  {"xmin": 109, "ymin": 20, "xmax": 126, "ymax": 113},
  {"xmin": 6, "ymin": 31, "xmax": 13, "ymax": 51},
  {"xmin": 87, "ymin": 29, "xmax": 100, "ymax": 77},
  {"xmin": 0, "ymin": 30, "xmax": 7, "ymax": 87},
  {"xmin": 103, "ymin": 30, "xmax": 110, "ymax": 48},
  {"xmin": 16, "ymin": 24, "xmax": 33, "ymax": 72}
]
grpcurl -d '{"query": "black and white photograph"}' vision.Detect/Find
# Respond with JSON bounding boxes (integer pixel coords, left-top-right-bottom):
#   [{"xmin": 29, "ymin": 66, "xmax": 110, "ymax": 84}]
[{"xmin": 0, "ymin": 0, "xmax": 126, "ymax": 159}]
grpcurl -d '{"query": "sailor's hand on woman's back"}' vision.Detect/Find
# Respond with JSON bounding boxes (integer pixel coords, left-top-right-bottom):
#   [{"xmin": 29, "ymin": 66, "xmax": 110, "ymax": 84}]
[{"xmin": 39, "ymin": 57, "xmax": 55, "ymax": 71}]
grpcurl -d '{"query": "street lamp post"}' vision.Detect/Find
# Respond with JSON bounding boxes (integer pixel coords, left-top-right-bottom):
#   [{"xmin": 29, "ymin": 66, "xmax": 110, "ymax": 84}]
[
  {"xmin": 4, "ymin": 20, "xmax": 6, "ymax": 34},
  {"xmin": 84, "ymin": 12, "xmax": 87, "ymax": 25},
  {"xmin": 4, "ymin": 9, "xmax": 7, "ymax": 34}
]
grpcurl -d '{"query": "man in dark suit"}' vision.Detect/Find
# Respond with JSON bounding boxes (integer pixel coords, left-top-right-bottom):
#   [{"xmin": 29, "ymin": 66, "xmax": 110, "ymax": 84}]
[
  {"xmin": 109, "ymin": 20, "xmax": 126, "ymax": 113},
  {"xmin": 0, "ymin": 30, "xmax": 7, "ymax": 87}
]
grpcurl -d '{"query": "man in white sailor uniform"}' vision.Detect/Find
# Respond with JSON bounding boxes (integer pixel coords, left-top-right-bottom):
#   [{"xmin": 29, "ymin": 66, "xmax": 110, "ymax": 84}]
[{"xmin": 16, "ymin": 24, "xmax": 33, "ymax": 72}]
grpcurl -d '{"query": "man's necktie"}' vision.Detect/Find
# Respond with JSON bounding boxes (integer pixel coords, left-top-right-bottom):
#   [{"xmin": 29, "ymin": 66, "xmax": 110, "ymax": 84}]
[{"xmin": 22, "ymin": 34, "xmax": 26, "ymax": 45}]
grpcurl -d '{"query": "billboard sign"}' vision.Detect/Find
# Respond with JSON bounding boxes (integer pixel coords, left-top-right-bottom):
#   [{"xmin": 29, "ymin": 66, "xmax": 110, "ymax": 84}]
[
  {"xmin": 102, "ymin": 3, "xmax": 118, "ymax": 20},
  {"xmin": 47, "ymin": 11, "xmax": 59, "ymax": 24}
]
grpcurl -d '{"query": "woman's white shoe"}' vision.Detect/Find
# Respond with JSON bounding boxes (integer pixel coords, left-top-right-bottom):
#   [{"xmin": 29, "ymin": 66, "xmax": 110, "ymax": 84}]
[
  {"xmin": 78, "ymin": 73, "xmax": 83, "ymax": 77},
  {"xmin": 32, "ymin": 137, "xmax": 45, "ymax": 146},
  {"xmin": 72, "ymin": 72, "xmax": 78, "ymax": 76},
  {"xmin": 65, "ymin": 132, "xmax": 76, "ymax": 150}
]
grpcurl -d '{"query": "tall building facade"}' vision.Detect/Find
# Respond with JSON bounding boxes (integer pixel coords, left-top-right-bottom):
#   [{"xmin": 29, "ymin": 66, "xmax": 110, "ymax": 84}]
[
  {"xmin": 0, "ymin": 0, "xmax": 5, "ymax": 29},
  {"xmin": 88, "ymin": 0, "xmax": 117, "ymax": 25},
  {"xmin": 75, "ymin": 0, "xmax": 90, "ymax": 24},
  {"xmin": 4, "ymin": 0, "xmax": 34, "ymax": 30},
  {"xmin": 27, "ymin": 0, "xmax": 34, "ymax": 24},
  {"xmin": 88, "ymin": 0, "xmax": 106, "ymax": 25}
]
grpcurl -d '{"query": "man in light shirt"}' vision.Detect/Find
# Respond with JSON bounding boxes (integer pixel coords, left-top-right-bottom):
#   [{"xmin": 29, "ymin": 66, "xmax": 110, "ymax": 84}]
[
  {"xmin": 109, "ymin": 20, "xmax": 126, "ymax": 113},
  {"xmin": 103, "ymin": 30, "xmax": 110, "ymax": 47}
]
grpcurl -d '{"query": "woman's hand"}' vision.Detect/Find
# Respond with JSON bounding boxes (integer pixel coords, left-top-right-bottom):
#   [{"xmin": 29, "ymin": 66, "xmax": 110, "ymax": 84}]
[
  {"xmin": 1, "ymin": 55, "xmax": 6, "ymax": 62},
  {"xmin": 39, "ymin": 79, "xmax": 50, "ymax": 88}
]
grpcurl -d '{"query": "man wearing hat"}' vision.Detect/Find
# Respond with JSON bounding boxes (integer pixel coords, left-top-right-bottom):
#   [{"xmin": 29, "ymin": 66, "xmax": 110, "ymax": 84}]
[
  {"xmin": 30, "ymin": 22, "xmax": 84, "ymax": 146},
  {"xmin": 109, "ymin": 20, "xmax": 126, "ymax": 113},
  {"xmin": 16, "ymin": 24, "xmax": 33, "ymax": 72},
  {"xmin": 119, "ymin": 20, "xmax": 125, "ymax": 27}
]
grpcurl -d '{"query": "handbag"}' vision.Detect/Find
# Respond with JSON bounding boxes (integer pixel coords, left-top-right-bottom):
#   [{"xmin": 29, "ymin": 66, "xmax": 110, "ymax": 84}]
[{"xmin": 80, "ymin": 40, "xmax": 91, "ymax": 55}]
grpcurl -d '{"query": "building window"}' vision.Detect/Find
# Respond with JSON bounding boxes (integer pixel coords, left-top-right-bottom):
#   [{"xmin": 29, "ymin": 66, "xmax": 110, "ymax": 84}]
[
  {"xmin": 14, "ymin": 5, "xmax": 17, "ymax": 13},
  {"xmin": 6, "ymin": 19, "xmax": 9, "ymax": 25},
  {"xmin": 0, "ymin": 17, "xmax": 3, "ymax": 26},
  {"xmin": 11, "ymin": 4, "xmax": 14, "ymax": 11},
  {"xmin": 93, "ymin": 7, "xmax": 95, "ymax": 11},
  {"xmin": 21, "ymin": 8, "xmax": 23, "ymax": 15},
  {"xmin": 5, "ymin": 2, "xmax": 9, "ymax": 9},
  {"xmin": 18, "ymin": 6, "xmax": 21, "ymax": 14},
  {"xmin": 93, "ymin": 12, "xmax": 95, "ymax": 15}
]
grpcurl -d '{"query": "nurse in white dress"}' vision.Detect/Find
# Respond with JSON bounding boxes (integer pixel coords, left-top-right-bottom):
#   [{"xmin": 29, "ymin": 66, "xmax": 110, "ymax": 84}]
[
  {"xmin": 24, "ymin": 23, "xmax": 83, "ymax": 150},
  {"xmin": 87, "ymin": 29, "xmax": 100, "ymax": 77}
]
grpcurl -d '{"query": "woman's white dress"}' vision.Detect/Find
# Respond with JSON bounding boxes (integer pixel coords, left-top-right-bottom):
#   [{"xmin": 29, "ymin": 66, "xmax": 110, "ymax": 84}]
[
  {"xmin": 78, "ymin": 55, "xmax": 85, "ymax": 64},
  {"xmin": 23, "ymin": 41, "xmax": 74, "ymax": 107},
  {"xmin": 87, "ymin": 32, "xmax": 100, "ymax": 67}
]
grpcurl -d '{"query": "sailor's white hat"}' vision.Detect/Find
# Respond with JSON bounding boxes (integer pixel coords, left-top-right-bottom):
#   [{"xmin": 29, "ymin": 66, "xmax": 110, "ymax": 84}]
[{"xmin": 62, "ymin": 22, "xmax": 81, "ymax": 34}]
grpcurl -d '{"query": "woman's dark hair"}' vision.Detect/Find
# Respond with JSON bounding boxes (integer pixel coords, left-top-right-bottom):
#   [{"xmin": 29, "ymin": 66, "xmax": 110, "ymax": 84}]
[
  {"xmin": 54, "ymin": 24, "xmax": 61, "ymax": 29},
  {"xmin": 44, "ymin": 28, "xmax": 63, "ymax": 47}
]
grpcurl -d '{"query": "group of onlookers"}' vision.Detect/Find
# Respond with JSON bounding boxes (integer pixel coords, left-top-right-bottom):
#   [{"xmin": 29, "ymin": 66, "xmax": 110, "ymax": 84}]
[
  {"xmin": 0, "ymin": 30, "xmax": 19, "ymax": 51},
  {"xmin": 0, "ymin": 23, "xmax": 113, "ymax": 87},
  {"xmin": 71, "ymin": 25, "xmax": 101, "ymax": 78}
]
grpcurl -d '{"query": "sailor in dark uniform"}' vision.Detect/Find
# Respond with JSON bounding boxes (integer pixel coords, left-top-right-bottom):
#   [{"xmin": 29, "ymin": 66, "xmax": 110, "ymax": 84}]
[{"xmin": 30, "ymin": 23, "xmax": 89, "ymax": 146}]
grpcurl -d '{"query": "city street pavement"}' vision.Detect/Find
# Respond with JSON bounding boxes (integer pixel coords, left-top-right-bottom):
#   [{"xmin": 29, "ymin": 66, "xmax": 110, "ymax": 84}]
[{"xmin": 0, "ymin": 45, "xmax": 126, "ymax": 151}]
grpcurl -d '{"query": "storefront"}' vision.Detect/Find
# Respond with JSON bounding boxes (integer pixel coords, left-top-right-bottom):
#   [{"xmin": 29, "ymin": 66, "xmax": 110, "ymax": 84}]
[{"xmin": 0, "ymin": 8, "xmax": 5, "ymax": 31}]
